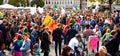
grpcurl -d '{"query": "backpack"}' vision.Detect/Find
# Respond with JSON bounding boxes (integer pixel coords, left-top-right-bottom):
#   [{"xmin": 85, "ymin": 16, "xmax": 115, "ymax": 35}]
[
  {"xmin": 102, "ymin": 36, "xmax": 113, "ymax": 46},
  {"xmin": 90, "ymin": 19, "xmax": 96, "ymax": 27},
  {"xmin": 81, "ymin": 19, "xmax": 86, "ymax": 26}
]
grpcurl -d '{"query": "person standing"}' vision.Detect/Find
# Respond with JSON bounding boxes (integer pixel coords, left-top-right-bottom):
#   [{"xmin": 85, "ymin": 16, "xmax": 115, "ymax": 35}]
[
  {"xmin": 31, "ymin": 24, "xmax": 38, "ymax": 45},
  {"xmin": 65, "ymin": 23, "xmax": 78, "ymax": 45},
  {"xmin": 52, "ymin": 24, "xmax": 63, "ymax": 56},
  {"xmin": 20, "ymin": 33, "xmax": 31, "ymax": 56},
  {"xmin": 39, "ymin": 25, "xmax": 45, "ymax": 53},
  {"xmin": 114, "ymin": 24, "xmax": 120, "ymax": 44},
  {"xmin": 42, "ymin": 28, "xmax": 51, "ymax": 56},
  {"xmin": 13, "ymin": 35, "xmax": 23, "ymax": 56},
  {"xmin": 0, "ymin": 19, "xmax": 7, "ymax": 50},
  {"xmin": 0, "ymin": 30, "xmax": 5, "ymax": 56},
  {"xmin": 105, "ymin": 30, "xmax": 119, "ymax": 56},
  {"xmin": 83, "ymin": 24, "xmax": 95, "ymax": 55}
]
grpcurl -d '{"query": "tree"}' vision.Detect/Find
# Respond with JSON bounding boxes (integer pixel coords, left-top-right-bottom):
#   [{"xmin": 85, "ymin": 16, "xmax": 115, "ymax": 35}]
[
  {"xmin": 0, "ymin": 0, "xmax": 3, "ymax": 5},
  {"xmin": 26, "ymin": 0, "xmax": 29, "ymax": 6},
  {"xmin": 88, "ymin": 0, "xmax": 119, "ymax": 11},
  {"xmin": 31, "ymin": 0, "xmax": 44, "ymax": 7},
  {"xmin": 8, "ymin": 0, "xmax": 27, "ymax": 7}
]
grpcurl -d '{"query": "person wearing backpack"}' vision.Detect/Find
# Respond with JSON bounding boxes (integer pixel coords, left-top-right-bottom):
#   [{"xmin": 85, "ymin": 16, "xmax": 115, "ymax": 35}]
[
  {"xmin": 102, "ymin": 29, "xmax": 111, "ymax": 45},
  {"xmin": 105, "ymin": 30, "xmax": 119, "ymax": 56}
]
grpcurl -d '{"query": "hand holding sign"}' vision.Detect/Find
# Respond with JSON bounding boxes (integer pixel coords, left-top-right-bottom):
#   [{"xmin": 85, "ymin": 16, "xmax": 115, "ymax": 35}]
[{"xmin": 89, "ymin": 36, "xmax": 98, "ymax": 50}]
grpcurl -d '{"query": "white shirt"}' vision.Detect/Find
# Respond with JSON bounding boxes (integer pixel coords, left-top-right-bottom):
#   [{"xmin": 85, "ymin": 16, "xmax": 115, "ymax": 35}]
[
  {"xmin": 93, "ymin": 29, "xmax": 101, "ymax": 37},
  {"xmin": 68, "ymin": 37, "xmax": 79, "ymax": 51}
]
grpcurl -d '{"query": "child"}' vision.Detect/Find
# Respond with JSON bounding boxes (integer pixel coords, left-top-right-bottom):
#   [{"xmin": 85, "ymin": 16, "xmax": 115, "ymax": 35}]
[
  {"xmin": 13, "ymin": 35, "xmax": 23, "ymax": 56},
  {"xmin": 33, "ymin": 43, "xmax": 40, "ymax": 56}
]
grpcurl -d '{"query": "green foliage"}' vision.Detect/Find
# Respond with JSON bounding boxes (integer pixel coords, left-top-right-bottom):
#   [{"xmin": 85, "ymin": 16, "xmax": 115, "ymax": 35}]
[
  {"xmin": 88, "ymin": 0, "xmax": 114, "ymax": 3},
  {"xmin": 31, "ymin": 0, "xmax": 44, "ymax": 7},
  {"xmin": 0, "ymin": 0, "xmax": 3, "ymax": 5},
  {"xmin": 115, "ymin": 0, "xmax": 120, "ymax": 4},
  {"xmin": 8, "ymin": 0, "xmax": 27, "ymax": 7},
  {"xmin": 97, "ymin": 0, "xmax": 104, "ymax": 2},
  {"xmin": 26, "ymin": 0, "xmax": 29, "ymax": 6},
  {"xmin": 88, "ymin": 0, "xmax": 96, "ymax": 2},
  {"xmin": 89, "ymin": 5, "xmax": 95, "ymax": 9}
]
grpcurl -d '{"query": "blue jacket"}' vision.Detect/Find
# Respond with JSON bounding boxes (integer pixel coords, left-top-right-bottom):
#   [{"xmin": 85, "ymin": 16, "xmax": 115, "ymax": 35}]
[
  {"xmin": 22, "ymin": 39, "xmax": 31, "ymax": 56},
  {"xmin": 113, "ymin": 16, "xmax": 120, "ymax": 24},
  {"xmin": 13, "ymin": 40, "xmax": 23, "ymax": 52}
]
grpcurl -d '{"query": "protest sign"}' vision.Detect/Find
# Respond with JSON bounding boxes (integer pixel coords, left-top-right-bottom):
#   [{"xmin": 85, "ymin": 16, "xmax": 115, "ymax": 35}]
[{"xmin": 89, "ymin": 36, "xmax": 98, "ymax": 50}]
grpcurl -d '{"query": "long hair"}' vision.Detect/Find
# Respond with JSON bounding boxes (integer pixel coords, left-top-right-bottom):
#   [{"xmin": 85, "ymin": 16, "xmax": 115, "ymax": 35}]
[
  {"xmin": 98, "ymin": 46, "xmax": 107, "ymax": 56},
  {"xmin": 62, "ymin": 45, "xmax": 71, "ymax": 56}
]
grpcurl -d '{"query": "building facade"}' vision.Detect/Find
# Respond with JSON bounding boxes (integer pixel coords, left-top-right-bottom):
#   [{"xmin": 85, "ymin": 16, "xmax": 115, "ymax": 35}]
[
  {"xmin": 44, "ymin": 0, "xmax": 80, "ymax": 8},
  {"xmin": 3, "ymin": 0, "xmax": 9, "ymax": 4}
]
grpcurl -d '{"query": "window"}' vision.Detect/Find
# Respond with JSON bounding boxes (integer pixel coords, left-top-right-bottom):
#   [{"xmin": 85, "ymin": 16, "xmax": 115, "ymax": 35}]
[
  {"xmin": 62, "ymin": 1, "xmax": 64, "ymax": 4},
  {"xmin": 55, "ymin": 2, "xmax": 56, "ymax": 4},
  {"xmin": 46, "ymin": 1, "xmax": 48, "ymax": 4},
  {"xmin": 49, "ymin": 1, "xmax": 50, "ymax": 4},
  {"xmin": 52, "ymin": 2, "xmax": 53, "ymax": 4},
  {"xmin": 60, "ymin": 1, "xmax": 61, "ymax": 4},
  {"xmin": 71, "ymin": 1, "xmax": 72, "ymax": 4},
  {"xmin": 57, "ymin": 1, "xmax": 59, "ymax": 4}
]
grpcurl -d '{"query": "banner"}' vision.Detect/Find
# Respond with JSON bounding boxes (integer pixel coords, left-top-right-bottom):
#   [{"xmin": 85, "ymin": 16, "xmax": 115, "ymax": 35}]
[
  {"xmin": 30, "ymin": 7, "xmax": 36, "ymax": 15},
  {"xmin": 89, "ymin": 36, "xmax": 98, "ymax": 50},
  {"xmin": 38, "ymin": 7, "xmax": 43, "ymax": 14},
  {"xmin": 43, "ymin": 15, "xmax": 52, "ymax": 26},
  {"xmin": 43, "ymin": 15, "xmax": 59, "ymax": 31},
  {"xmin": 54, "ymin": 4, "xmax": 58, "ymax": 10}
]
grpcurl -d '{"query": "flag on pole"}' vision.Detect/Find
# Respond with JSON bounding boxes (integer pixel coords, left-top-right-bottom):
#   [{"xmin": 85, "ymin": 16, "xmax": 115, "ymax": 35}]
[
  {"xmin": 43, "ymin": 15, "xmax": 52, "ymax": 26},
  {"xmin": 43, "ymin": 15, "xmax": 59, "ymax": 31},
  {"xmin": 54, "ymin": 4, "xmax": 58, "ymax": 10},
  {"xmin": 72, "ymin": 5, "xmax": 76, "ymax": 11},
  {"xmin": 77, "ymin": 5, "xmax": 80, "ymax": 10}
]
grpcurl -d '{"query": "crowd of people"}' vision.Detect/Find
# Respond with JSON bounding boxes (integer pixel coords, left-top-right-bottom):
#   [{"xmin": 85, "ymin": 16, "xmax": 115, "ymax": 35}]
[{"xmin": 0, "ymin": 7, "xmax": 120, "ymax": 56}]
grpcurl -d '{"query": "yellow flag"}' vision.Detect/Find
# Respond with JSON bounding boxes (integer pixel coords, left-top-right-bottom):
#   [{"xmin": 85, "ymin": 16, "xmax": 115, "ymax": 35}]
[{"xmin": 43, "ymin": 15, "xmax": 53, "ymax": 26}]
